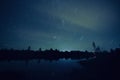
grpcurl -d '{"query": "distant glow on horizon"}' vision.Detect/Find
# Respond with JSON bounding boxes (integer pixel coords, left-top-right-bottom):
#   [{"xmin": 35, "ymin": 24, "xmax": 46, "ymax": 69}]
[{"xmin": 60, "ymin": 48, "xmax": 72, "ymax": 52}]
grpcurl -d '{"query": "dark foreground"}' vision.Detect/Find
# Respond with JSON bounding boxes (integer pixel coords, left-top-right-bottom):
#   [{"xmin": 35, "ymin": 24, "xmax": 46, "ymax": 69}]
[
  {"xmin": 0, "ymin": 48, "xmax": 120, "ymax": 80},
  {"xmin": 78, "ymin": 48, "xmax": 120, "ymax": 80}
]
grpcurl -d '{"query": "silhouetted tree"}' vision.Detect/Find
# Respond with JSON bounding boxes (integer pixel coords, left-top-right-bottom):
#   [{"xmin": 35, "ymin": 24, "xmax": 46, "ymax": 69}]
[
  {"xmin": 39, "ymin": 48, "xmax": 42, "ymax": 52},
  {"xmin": 92, "ymin": 42, "xmax": 101, "ymax": 52},
  {"xmin": 10, "ymin": 48, "xmax": 14, "ymax": 51},
  {"xmin": 50, "ymin": 48, "xmax": 54, "ymax": 51},
  {"xmin": 96, "ymin": 46, "xmax": 101, "ymax": 52},
  {"xmin": 92, "ymin": 41, "xmax": 96, "ymax": 52},
  {"xmin": 55, "ymin": 49, "xmax": 59, "ymax": 52},
  {"xmin": 110, "ymin": 48, "xmax": 114, "ymax": 53},
  {"xmin": 27, "ymin": 46, "xmax": 31, "ymax": 51}
]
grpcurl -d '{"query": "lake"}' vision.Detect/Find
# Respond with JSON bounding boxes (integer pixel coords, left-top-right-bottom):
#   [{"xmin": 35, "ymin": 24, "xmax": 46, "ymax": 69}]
[{"xmin": 0, "ymin": 58, "xmax": 87, "ymax": 80}]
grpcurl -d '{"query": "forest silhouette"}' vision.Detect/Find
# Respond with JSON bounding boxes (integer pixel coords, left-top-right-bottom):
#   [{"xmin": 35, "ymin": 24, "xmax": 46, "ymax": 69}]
[
  {"xmin": 0, "ymin": 42, "xmax": 120, "ymax": 80},
  {"xmin": 0, "ymin": 42, "xmax": 119, "ymax": 61}
]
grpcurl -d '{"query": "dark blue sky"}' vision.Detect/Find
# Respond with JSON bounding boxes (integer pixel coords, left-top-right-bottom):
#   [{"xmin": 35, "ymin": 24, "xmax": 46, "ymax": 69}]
[{"xmin": 0, "ymin": 0, "xmax": 120, "ymax": 51}]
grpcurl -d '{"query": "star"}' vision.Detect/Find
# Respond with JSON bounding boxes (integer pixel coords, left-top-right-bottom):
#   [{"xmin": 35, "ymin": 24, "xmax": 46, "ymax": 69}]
[
  {"xmin": 53, "ymin": 36, "xmax": 57, "ymax": 40},
  {"xmin": 61, "ymin": 19, "xmax": 65, "ymax": 26}
]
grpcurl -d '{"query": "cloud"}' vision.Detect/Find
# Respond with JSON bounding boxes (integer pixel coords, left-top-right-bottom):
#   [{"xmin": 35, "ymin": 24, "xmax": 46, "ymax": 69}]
[{"xmin": 39, "ymin": 0, "xmax": 117, "ymax": 31}]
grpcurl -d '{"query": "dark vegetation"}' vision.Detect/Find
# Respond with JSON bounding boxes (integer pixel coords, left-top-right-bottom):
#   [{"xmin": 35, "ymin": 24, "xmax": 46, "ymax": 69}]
[
  {"xmin": 0, "ymin": 47, "xmax": 95, "ymax": 61},
  {"xmin": 0, "ymin": 42, "xmax": 120, "ymax": 80},
  {"xmin": 0, "ymin": 42, "xmax": 119, "ymax": 61}
]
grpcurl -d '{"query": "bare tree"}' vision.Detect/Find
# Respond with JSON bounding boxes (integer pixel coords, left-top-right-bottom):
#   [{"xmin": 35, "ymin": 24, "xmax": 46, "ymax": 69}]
[
  {"xmin": 27, "ymin": 46, "xmax": 31, "ymax": 51},
  {"xmin": 92, "ymin": 41, "xmax": 96, "ymax": 52}
]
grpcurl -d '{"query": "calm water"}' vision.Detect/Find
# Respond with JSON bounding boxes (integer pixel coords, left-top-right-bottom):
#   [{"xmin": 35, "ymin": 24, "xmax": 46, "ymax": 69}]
[{"xmin": 0, "ymin": 58, "xmax": 84, "ymax": 80}]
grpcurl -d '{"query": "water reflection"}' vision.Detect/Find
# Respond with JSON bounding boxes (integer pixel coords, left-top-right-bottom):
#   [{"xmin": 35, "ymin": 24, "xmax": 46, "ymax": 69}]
[{"xmin": 0, "ymin": 59, "xmax": 82, "ymax": 80}]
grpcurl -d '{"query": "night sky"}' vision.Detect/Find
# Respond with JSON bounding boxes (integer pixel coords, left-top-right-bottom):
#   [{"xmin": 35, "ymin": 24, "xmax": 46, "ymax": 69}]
[{"xmin": 0, "ymin": 0, "xmax": 120, "ymax": 51}]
